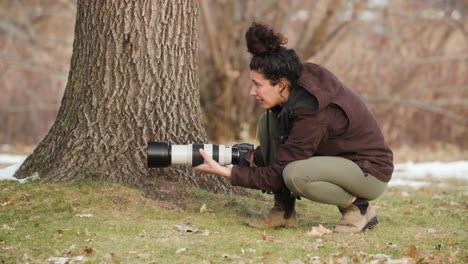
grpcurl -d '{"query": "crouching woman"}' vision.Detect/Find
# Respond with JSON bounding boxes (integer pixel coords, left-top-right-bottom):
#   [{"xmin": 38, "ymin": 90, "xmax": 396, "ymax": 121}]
[{"xmin": 194, "ymin": 22, "xmax": 393, "ymax": 233}]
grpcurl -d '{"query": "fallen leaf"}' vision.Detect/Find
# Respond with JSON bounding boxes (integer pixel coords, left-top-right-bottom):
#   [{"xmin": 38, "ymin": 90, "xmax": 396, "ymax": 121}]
[
  {"xmin": 21, "ymin": 253, "xmax": 30, "ymax": 262},
  {"xmin": 174, "ymin": 223, "xmax": 209, "ymax": 235},
  {"xmin": 448, "ymin": 251, "xmax": 457, "ymax": 263},
  {"xmin": 47, "ymin": 256, "xmax": 86, "ymax": 264},
  {"xmin": 83, "ymin": 246, "xmax": 95, "ymax": 254},
  {"xmin": 63, "ymin": 244, "xmax": 76, "ymax": 255},
  {"xmin": 222, "ymin": 254, "xmax": 239, "ymax": 259},
  {"xmin": 306, "ymin": 255, "xmax": 321, "ymax": 262},
  {"xmin": 84, "ymin": 228, "xmax": 91, "ymax": 236},
  {"xmin": 262, "ymin": 231, "xmax": 275, "ymax": 241},
  {"xmin": 75, "ymin": 214, "xmax": 93, "ymax": 218},
  {"xmin": 2, "ymin": 224, "xmax": 15, "ymax": 231},
  {"xmin": 371, "ymin": 254, "xmax": 391, "ymax": 262},
  {"xmin": 137, "ymin": 253, "xmax": 151, "ymax": 259},
  {"xmin": 403, "ymin": 244, "xmax": 422, "ymax": 259},
  {"xmin": 415, "ymin": 232, "xmax": 422, "ymax": 239},
  {"xmin": 175, "ymin": 248, "xmax": 187, "ymax": 254},
  {"xmin": 138, "ymin": 229, "xmax": 147, "ymax": 238},
  {"xmin": 200, "ymin": 203, "xmax": 207, "ymax": 213},
  {"xmin": 241, "ymin": 248, "xmax": 256, "ymax": 254},
  {"xmin": 447, "ymin": 239, "xmax": 458, "ymax": 246},
  {"xmin": 339, "ymin": 242, "xmax": 350, "ymax": 249},
  {"xmin": 57, "ymin": 229, "xmax": 64, "ymax": 235},
  {"xmin": 1, "ymin": 201, "xmax": 12, "ymax": 207},
  {"xmin": 354, "ymin": 233, "xmax": 363, "ymax": 242},
  {"xmin": 385, "ymin": 242, "xmax": 397, "ymax": 249},
  {"xmin": 306, "ymin": 224, "xmax": 332, "ymax": 237},
  {"xmin": 175, "ymin": 224, "xmax": 197, "ymax": 233},
  {"xmin": 52, "ymin": 231, "xmax": 63, "ymax": 240}
]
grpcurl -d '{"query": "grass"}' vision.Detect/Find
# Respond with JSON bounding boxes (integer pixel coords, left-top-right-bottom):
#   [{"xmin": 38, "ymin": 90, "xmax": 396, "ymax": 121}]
[{"xmin": 0, "ymin": 179, "xmax": 466, "ymax": 263}]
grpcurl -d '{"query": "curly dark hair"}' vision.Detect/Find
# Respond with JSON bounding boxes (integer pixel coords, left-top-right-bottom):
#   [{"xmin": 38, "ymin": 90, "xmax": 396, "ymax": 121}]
[{"xmin": 245, "ymin": 22, "xmax": 302, "ymax": 88}]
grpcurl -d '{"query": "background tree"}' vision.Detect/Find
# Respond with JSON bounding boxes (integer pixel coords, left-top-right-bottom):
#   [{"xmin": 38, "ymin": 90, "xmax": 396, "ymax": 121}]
[
  {"xmin": 13, "ymin": 1, "xmax": 235, "ymax": 195},
  {"xmin": 1, "ymin": 0, "xmax": 467, "ymax": 153},
  {"xmin": 198, "ymin": 0, "xmax": 467, "ymax": 147}
]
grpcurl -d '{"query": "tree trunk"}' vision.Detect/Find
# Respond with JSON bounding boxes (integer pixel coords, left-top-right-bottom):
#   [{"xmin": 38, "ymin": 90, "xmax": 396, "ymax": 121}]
[{"xmin": 15, "ymin": 0, "xmax": 235, "ymax": 194}]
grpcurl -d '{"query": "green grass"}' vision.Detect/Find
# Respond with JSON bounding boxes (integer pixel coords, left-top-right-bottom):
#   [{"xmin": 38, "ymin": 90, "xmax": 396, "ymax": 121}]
[{"xmin": 0, "ymin": 180, "xmax": 466, "ymax": 263}]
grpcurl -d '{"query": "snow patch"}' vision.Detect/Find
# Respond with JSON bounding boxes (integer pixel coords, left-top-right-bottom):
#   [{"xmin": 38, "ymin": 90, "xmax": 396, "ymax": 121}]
[
  {"xmin": 0, "ymin": 155, "xmax": 39, "ymax": 183},
  {"xmin": 0, "ymin": 154, "xmax": 27, "ymax": 164},
  {"xmin": 393, "ymin": 161, "xmax": 468, "ymax": 180},
  {"xmin": 0, "ymin": 154, "xmax": 466, "ymax": 187}
]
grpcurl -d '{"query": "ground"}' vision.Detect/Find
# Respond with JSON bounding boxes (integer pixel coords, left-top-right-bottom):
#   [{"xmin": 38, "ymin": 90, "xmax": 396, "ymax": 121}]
[{"xmin": 0, "ymin": 179, "xmax": 466, "ymax": 263}]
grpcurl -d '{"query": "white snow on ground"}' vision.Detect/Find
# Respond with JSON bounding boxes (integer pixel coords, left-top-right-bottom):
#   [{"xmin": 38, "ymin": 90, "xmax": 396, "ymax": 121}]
[
  {"xmin": 388, "ymin": 161, "xmax": 468, "ymax": 188},
  {"xmin": 393, "ymin": 161, "xmax": 468, "ymax": 180},
  {"xmin": 0, "ymin": 155, "xmax": 39, "ymax": 183},
  {"xmin": 0, "ymin": 154, "xmax": 467, "ymax": 187},
  {"xmin": 0, "ymin": 154, "xmax": 26, "ymax": 164}
]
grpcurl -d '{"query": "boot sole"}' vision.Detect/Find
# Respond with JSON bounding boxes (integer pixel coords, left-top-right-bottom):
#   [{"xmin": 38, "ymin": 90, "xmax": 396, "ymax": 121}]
[{"xmin": 361, "ymin": 216, "xmax": 379, "ymax": 232}]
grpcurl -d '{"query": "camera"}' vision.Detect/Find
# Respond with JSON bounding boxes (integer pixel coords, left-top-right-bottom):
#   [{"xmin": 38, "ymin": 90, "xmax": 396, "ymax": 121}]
[{"xmin": 147, "ymin": 142, "xmax": 254, "ymax": 168}]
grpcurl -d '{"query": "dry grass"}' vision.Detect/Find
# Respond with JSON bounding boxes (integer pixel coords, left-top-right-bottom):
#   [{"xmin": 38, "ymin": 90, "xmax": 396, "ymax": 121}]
[{"xmin": 0, "ymin": 179, "xmax": 466, "ymax": 263}]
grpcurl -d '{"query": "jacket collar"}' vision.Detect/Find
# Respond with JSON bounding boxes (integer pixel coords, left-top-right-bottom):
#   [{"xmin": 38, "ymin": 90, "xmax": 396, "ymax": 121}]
[{"xmin": 297, "ymin": 63, "xmax": 342, "ymax": 111}]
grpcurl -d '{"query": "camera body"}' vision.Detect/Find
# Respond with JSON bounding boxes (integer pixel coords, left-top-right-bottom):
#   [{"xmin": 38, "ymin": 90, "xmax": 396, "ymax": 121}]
[{"xmin": 147, "ymin": 142, "xmax": 254, "ymax": 168}]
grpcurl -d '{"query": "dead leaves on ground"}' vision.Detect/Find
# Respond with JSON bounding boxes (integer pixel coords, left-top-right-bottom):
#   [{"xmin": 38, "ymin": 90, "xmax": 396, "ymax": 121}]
[
  {"xmin": 83, "ymin": 246, "xmax": 95, "ymax": 254},
  {"xmin": 306, "ymin": 224, "xmax": 333, "ymax": 237},
  {"xmin": 174, "ymin": 223, "xmax": 209, "ymax": 236},
  {"xmin": 75, "ymin": 213, "xmax": 93, "ymax": 218},
  {"xmin": 403, "ymin": 244, "xmax": 422, "ymax": 259},
  {"xmin": 46, "ymin": 244, "xmax": 93, "ymax": 264},
  {"xmin": 262, "ymin": 230, "xmax": 275, "ymax": 241},
  {"xmin": 1, "ymin": 200, "xmax": 12, "ymax": 207},
  {"xmin": 199, "ymin": 203, "xmax": 207, "ymax": 213}
]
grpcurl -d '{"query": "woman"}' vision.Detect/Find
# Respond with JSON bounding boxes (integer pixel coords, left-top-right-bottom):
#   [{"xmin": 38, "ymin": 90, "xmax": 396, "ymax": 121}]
[{"xmin": 194, "ymin": 23, "xmax": 393, "ymax": 233}]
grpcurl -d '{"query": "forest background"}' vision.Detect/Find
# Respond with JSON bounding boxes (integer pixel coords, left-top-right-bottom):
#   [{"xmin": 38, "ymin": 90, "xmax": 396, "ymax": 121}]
[{"xmin": 0, "ymin": 0, "xmax": 467, "ymax": 157}]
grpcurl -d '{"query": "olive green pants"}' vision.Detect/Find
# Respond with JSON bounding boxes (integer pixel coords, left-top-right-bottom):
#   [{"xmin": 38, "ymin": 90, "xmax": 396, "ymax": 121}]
[{"xmin": 258, "ymin": 112, "xmax": 387, "ymax": 207}]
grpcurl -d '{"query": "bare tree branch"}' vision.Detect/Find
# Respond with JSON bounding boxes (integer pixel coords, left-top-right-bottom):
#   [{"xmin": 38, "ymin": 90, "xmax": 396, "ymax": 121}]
[
  {"xmin": 412, "ymin": 53, "xmax": 468, "ymax": 64},
  {"xmin": 302, "ymin": 0, "xmax": 342, "ymax": 59},
  {"xmin": 364, "ymin": 96, "xmax": 468, "ymax": 126},
  {"xmin": 200, "ymin": 0, "xmax": 225, "ymax": 77}
]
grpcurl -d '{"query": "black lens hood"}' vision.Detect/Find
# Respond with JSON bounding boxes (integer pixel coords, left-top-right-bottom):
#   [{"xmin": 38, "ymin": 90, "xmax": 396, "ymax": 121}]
[{"xmin": 147, "ymin": 142, "xmax": 172, "ymax": 167}]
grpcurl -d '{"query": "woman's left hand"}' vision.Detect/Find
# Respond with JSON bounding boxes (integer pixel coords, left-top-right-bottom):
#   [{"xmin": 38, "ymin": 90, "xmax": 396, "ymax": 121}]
[{"xmin": 192, "ymin": 149, "xmax": 232, "ymax": 178}]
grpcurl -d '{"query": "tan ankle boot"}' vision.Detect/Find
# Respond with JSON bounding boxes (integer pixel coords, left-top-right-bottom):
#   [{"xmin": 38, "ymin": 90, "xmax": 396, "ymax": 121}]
[
  {"xmin": 244, "ymin": 192, "xmax": 298, "ymax": 229},
  {"xmin": 332, "ymin": 199, "xmax": 378, "ymax": 233},
  {"xmin": 244, "ymin": 207, "xmax": 298, "ymax": 229}
]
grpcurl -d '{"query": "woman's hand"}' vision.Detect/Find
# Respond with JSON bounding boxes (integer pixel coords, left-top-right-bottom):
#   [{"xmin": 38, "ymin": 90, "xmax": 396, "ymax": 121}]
[{"xmin": 193, "ymin": 149, "xmax": 232, "ymax": 178}]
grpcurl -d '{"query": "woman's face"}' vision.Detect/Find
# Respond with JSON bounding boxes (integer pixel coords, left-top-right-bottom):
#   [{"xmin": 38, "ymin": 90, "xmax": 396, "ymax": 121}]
[{"xmin": 249, "ymin": 70, "xmax": 286, "ymax": 109}]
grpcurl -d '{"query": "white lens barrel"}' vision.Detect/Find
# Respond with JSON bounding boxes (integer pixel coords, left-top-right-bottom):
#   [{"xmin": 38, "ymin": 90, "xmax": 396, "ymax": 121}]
[
  {"xmin": 170, "ymin": 144, "xmax": 233, "ymax": 166},
  {"xmin": 171, "ymin": 145, "xmax": 191, "ymax": 165}
]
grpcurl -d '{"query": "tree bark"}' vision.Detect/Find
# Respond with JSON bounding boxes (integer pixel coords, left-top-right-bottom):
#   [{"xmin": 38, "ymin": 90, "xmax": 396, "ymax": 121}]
[{"xmin": 15, "ymin": 0, "xmax": 235, "ymax": 194}]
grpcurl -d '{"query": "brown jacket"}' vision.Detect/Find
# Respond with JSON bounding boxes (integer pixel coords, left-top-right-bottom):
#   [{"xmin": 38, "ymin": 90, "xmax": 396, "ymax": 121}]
[{"xmin": 231, "ymin": 63, "xmax": 393, "ymax": 192}]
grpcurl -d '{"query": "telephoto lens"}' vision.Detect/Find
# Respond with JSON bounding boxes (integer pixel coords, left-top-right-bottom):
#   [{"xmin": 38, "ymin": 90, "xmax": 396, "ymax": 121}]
[{"xmin": 147, "ymin": 142, "xmax": 245, "ymax": 168}]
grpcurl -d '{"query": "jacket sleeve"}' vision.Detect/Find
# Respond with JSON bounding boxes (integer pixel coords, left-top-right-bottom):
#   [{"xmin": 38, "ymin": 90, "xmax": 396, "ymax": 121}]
[
  {"xmin": 252, "ymin": 146, "xmax": 265, "ymax": 167},
  {"xmin": 231, "ymin": 109, "xmax": 328, "ymax": 192}
]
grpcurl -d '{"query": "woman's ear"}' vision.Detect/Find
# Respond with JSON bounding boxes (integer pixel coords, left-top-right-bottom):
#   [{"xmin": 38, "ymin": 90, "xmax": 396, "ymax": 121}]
[{"xmin": 278, "ymin": 80, "xmax": 286, "ymax": 93}]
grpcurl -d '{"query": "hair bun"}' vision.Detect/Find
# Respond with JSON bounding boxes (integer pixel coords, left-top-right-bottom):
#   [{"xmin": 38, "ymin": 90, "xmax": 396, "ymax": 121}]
[{"xmin": 245, "ymin": 22, "xmax": 287, "ymax": 56}]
